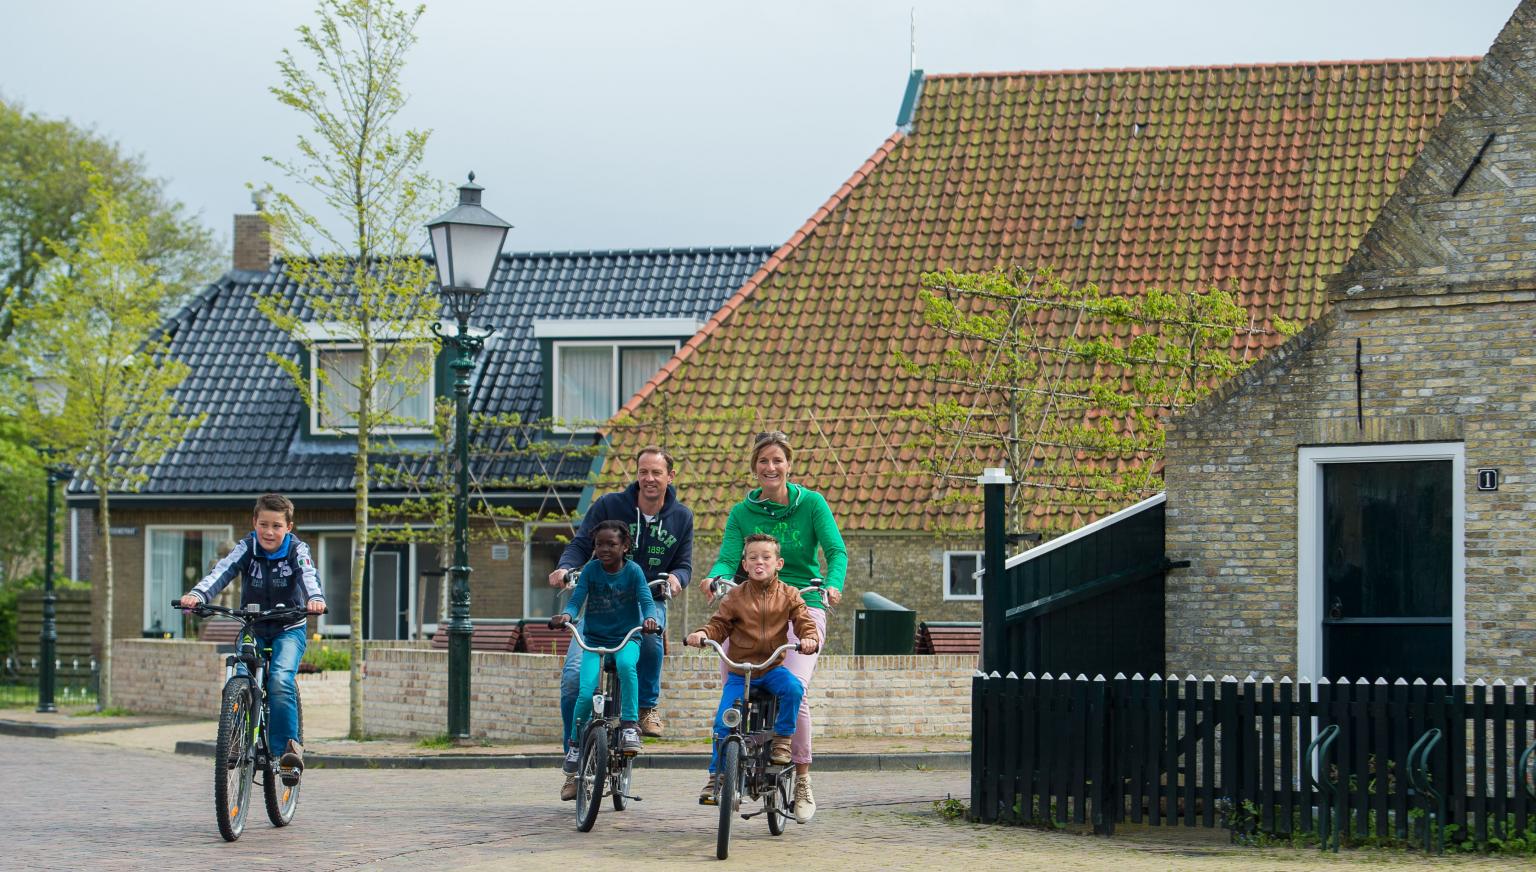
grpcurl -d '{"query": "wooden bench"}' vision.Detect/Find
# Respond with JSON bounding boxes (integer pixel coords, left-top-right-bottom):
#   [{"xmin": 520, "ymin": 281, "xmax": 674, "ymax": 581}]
[
  {"xmin": 516, "ymin": 623, "xmax": 572, "ymax": 657},
  {"xmin": 429, "ymin": 621, "xmax": 522, "ymax": 652},
  {"xmin": 198, "ymin": 618, "xmax": 243, "ymax": 644},
  {"xmin": 915, "ymin": 621, "xmax": 981, "ymax": 656}
]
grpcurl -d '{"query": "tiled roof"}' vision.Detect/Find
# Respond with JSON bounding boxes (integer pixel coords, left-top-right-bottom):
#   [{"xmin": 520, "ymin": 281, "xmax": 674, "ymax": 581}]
[
  {"xmin": 604, "ymin": 58, "xmax": 1477, "ymax": 535},
  {"xmin": 78, "ymin": 246, "xmax": 773, "ymax": 499}
]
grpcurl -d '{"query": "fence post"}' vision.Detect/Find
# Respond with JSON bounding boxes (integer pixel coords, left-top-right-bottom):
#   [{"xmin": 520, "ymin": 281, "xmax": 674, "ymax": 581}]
[{"xmin": 978, "ymin": 467, "xmax": 1012, "ymax": 675}]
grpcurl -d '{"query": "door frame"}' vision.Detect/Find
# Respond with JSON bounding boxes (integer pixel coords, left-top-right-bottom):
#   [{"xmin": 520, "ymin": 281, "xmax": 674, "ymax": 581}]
[{"xmin": 1296, "ymin": 442, "xmax": 1465, "ymax": 683}]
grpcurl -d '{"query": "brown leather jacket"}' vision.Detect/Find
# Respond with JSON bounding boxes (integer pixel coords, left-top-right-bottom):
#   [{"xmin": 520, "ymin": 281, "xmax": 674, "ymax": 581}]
[{"xmin": 696, "ymin": 577, "xmax": 819, "ymax": 675}]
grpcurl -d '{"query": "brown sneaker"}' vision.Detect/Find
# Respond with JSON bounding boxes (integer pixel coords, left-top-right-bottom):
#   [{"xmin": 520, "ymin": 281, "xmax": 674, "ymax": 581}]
[
  {"xmin": 699, "ymin": 773, "xmax": 719, "ymax": 806},
  {"xmin": 560, "ymin": 773, "xmax": 578, "ymax": 802},
  {"xmin": 639, "ymin": 707, "xmax": 664, "ymax": 737},
  {"xmin": 769, "ymin": 735, "xmax": 793, "ymax": 766},
  {"xmin": 278, "ymin": 740, "xmax": 304, "ymax": 785}
]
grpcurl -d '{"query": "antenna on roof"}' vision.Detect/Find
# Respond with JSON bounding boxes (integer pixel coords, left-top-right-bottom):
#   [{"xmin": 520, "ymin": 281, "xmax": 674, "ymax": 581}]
[{"xmin": 910, "ymin": 7, "xmax": 917, "ymax": 73}]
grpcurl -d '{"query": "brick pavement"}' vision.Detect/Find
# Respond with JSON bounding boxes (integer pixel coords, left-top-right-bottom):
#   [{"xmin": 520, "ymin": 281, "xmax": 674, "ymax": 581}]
[{"xmin": 0, "ymin": 736, "xmax": 1517, "ymax": 871}]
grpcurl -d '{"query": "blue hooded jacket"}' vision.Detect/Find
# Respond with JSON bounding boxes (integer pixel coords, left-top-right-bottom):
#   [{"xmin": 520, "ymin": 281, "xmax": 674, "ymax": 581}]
[{"xmin": 557, "ymin": 482, "xmax": 694, "ymax": 587}]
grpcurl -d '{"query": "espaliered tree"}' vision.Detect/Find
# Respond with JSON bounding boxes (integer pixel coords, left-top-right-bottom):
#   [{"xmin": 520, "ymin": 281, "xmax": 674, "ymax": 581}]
[
  {"xmin": 11, "ymin": 172, "xmax": 206, "ymax": 707},
  {"xmin": 896, "ymin": 266, "xmax": 1264, "ymax": 537}
]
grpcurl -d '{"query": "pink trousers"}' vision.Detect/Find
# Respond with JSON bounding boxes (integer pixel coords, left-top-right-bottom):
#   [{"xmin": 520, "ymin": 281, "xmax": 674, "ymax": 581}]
[{"xmin": 721, "ymin": 606, "xmax": 827, "ymax": 765}]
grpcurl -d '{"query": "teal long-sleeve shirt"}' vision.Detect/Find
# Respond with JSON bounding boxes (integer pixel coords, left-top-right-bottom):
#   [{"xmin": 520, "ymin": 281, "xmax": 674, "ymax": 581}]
[
  {"xmin": 561, "ymin": 558, "xmax": 656, "ymax": 647},
  {"xmin": 706, "ymin": 483, "xmax": 847, "ymax": 610}
]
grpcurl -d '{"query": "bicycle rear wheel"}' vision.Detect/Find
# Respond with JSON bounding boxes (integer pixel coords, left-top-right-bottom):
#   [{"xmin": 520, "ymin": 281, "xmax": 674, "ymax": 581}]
[
  {"xmin": 717, "ymin": 741, "xmax": 740, "ymax": 860},
  {"xmin": 611, "ymin": 751, "xmax": 633, "ymax": 811},
  {"xmin": 264, "ymin": 689, "xmax": 302, "ymax": 826},
  {"xmin": 575, "ymin": 726, "xmax": 606, "ymax": 832},
  {"xmin": 214, "ymin": 678, "xmax": 256, "ymax": 842},
  {"xmin": 767, "ymin": 767, "xmax": 791, "ymax": 835}
]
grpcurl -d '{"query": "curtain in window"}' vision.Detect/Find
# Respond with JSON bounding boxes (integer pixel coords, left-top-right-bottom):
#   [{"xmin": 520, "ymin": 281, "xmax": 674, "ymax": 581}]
[
  {"xmin": 148, "ymin": 531, "xmax": 182, "ymax": 637},
  {"xmin": 318, "ymin": 349, "xmax": 364, "ymax": 428},
  {"xmin": 619, "ymin": 346, "xmax": 675, "ymax": 405},
  {"xmin": 323, "ymin": 535, "xmax": 353, "ymax": 626},
  {"xmin": 558, "ymin": 346, "xmax": 612, "ymax": 427},
  {"xmin": 378, "ymin": 345, "xmax": 434, "ymax": 427}
]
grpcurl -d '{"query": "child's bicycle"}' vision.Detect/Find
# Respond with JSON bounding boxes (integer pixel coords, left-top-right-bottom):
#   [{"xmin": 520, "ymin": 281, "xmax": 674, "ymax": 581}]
[
  {"xmin": 172, "ymin": 600, "xmax": 322, "ymax": 842},
  {"xmin": 692, "ymin": 577, "xmax": 821, "ymax": 861},
  {"xmin": 555, "ymin": 619, "xmax": 663, "ymax": 832}
]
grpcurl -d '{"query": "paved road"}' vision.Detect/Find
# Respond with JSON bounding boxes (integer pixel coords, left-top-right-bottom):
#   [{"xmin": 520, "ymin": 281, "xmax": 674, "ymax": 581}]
[{"xmin": 1, "ymin": 736, "xmax": 1516, "ymax": 870}]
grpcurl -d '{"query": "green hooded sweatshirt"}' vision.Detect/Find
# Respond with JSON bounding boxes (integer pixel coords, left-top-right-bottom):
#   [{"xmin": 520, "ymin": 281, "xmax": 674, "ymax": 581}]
[{"xmin": 706, "ymin": 483, "xmax": 847, "ymax": 610}]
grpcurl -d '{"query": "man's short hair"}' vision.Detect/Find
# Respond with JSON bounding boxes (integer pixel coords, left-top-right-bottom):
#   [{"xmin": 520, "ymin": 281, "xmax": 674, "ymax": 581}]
[
  {"xmin": 635, "ymin": 445, "xmax": 675, "ymax": 473},
  {"xmin": 742, "ymin": 533, "xmax": 780, "ymax": 554},
  {"xmin": 253, "ymin": 493, "xmax": 295, "ymax": 524}
]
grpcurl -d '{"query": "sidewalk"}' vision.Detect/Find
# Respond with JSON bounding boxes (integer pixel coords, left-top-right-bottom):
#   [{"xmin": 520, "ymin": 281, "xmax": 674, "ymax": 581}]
[{"xmin": 5, "ymin": 702, "xmax": 969, "ymax": 770}]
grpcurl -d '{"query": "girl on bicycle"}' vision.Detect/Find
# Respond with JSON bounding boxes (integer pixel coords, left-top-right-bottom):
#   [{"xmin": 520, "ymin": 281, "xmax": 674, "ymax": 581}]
[{"xmin": 549, "ymin": 520, "xmax": 659, "ymax": 771}]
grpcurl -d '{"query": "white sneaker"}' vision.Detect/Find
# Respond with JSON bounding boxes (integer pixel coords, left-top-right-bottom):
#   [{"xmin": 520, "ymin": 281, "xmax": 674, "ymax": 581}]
[
  {"xmin": 793, "ymin": 773, "xmax": 816, "ymax": 823},
  {"xmin": 620, "ymin": 727, "xmax": 642, "ymax": 756},
  {"xmin": 562, "ymin": 746, "xmax": 580, "ymax": 774}
]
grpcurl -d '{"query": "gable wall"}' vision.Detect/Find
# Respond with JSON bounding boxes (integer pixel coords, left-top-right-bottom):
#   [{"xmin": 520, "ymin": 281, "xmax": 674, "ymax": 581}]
[{"xmin": 1164, "ymin": 286, "xmax": 1536, "ymax": 680}]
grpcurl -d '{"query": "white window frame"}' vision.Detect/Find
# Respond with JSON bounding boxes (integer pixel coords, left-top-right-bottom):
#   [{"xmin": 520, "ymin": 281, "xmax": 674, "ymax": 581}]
[
  {"xmin": 316, "ymin": 532, "xmax": 357, "ymax": 636},
  {"xmin": 550, "ymin": 339, "xmax": 680, "ymax": 433},
  {"xmin": 943, "ymin": 550, "xmax": 984, "ymax": 601},
  {"xmin": 144, "ymin": 524, "xmax": 234, "ymax": 638},
  {"xmin": 1296, "ymin": 442, "xmax": 1465, "ymax": 683},
  {"xmin": 309, "ymin": 341, "xmax": 435, "ymax": 436}
]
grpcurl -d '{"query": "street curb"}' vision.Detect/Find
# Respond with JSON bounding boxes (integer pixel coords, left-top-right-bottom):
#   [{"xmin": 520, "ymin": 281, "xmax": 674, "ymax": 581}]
[
  {"xmin": 173, "ymin": 740, "xmax": 968, "ymax": 772},
  {"xmin": 0, "ymin": 718, "xmax": 183, "ymax": 738}
]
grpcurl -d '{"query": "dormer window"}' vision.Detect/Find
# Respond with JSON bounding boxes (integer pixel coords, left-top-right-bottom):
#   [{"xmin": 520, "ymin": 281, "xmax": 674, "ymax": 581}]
[
  {"xmin": 534, "ymin": 318, "xmax": 701, "ymax": 432},
  {"xmin": 303, "ymin": 324, "xmax": 436, "ymax": 435}
]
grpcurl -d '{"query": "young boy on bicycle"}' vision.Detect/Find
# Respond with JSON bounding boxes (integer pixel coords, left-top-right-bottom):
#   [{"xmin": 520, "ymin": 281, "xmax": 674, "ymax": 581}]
[
  {"xmin": 548, "ymin": 520, "xmax": 659, "ymax": 778},
  {"xmin": 179, "ymin": 493, "xmax": 325, "ymax": 779},
  {"xmin": 685, "ymin": 533, "xmax": 819, "ymax": 804}
]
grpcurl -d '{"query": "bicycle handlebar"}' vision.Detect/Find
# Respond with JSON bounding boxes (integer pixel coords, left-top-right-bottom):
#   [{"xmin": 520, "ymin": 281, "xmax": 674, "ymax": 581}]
[
  {"xmin": 707, "ymin": 577, "xmax": 824, "ymax": 597},
  {"xmin": 555, "ymin": 569, "xmax": 675, "ymax": 601},
  {"xmin": 558, "ymin": 622, "xmax": 661, "ymax": 655},
  {"xmin": 691, "ymin": 638, "xmax": 803, "ymax": 673},
  {"xmin": 172, "ymin": 601, "xmax": 326, "ymax": 621}
]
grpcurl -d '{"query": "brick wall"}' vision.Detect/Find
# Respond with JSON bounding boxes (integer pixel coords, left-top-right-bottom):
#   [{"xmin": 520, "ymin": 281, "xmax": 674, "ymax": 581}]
[
  {"xmin": 112, "ymin": 639, "xmax": 353, "ymax": 715},
  {"xmin": 362, "ymin": 648, "xmax": 976, "ymax": 741}
]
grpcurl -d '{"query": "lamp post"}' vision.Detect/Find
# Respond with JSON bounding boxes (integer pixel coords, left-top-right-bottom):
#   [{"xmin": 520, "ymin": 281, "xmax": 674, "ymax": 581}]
[
  {"xmin": 426, "ymin": 173, "xmax": 510, "ymax": 740},
  {"xmin": 30, "ymin": 377, "xmax": 72, "ymax": 713}
]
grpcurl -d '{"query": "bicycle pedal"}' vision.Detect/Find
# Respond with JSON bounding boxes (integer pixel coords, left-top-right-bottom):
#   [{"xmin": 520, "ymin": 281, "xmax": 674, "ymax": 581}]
[
  {"xmin": 278, "ymin": 767, "xmax": 302, "ymax": 786},
  {"xmin": 699, "ymin": 795, "xmax": 718, "ymax": 806}
]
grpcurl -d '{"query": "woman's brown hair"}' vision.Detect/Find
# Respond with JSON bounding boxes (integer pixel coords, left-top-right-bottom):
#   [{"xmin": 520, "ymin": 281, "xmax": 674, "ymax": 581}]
[{"xmin": 750, "ymin": 430, "xmax": 792, "ymax": 467}]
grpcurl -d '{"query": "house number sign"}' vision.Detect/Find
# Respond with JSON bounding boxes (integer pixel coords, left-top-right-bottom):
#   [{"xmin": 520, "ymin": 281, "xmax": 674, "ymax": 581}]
[{"xmin": 1477, "ymin": 468, "xmax": 1499, "ymax": 491}]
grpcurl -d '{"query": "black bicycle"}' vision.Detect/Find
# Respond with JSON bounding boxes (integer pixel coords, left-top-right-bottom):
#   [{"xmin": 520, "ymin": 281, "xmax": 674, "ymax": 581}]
[
  {"xmin": 173, "ymin": 600, "xmax": 322, "ymax": 842},
  {"xmin": 556, "ymin": 621, "xmax": 661, "ymax": 832}
]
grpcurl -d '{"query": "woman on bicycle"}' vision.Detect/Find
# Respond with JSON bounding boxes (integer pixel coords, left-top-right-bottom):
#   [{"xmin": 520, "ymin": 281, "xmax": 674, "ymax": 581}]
[
  {"xmin": 549, "ymin": 520, "xmax": 659, "ymax": 772},
  {"xmin": 703, "ymin": 430, "xmax": 846, "ymax": 822}
]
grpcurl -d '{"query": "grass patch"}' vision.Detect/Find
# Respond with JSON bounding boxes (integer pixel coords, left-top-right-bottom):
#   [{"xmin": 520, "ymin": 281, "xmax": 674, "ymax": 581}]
[
  {"xmin": 71, "ymin": 706, "xmax": 133, "ymax": 717},
  {"xmin": 416, "ymin": 733, "xmax": 455, "ymax": 750}
]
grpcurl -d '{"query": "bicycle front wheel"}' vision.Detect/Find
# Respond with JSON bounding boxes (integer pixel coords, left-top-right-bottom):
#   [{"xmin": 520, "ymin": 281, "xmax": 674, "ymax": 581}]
[
  {"xmin": 214, "ymin": 678, "xmax": 256, "ymax": 842},
  {"xmin": 264, "ymin": 688, "xmax": 302, "ymax": 826},
  {"xmin": 717, "ymin": 741, "xmax": 740, "ymax": 860},
  {"xmin": 575, "ymin": 726, "xmax": 606, "ymax": 832}
]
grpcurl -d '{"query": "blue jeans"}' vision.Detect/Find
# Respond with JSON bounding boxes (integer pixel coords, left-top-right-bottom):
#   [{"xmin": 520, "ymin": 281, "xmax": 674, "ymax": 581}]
[
  {"xmin": 237, "ymin": 625, "xmax": 306, "ymax": 756},
  {"xmin": 560, "ymin": 601, "xmax": 669, "ymax": 750},
  {"xmin": 569, "ymin": 639, "xmax": 640, "ymax": 744},
  {"xmin": 708, "ymin": 666, "xmax": 803, "ymax": 774}
]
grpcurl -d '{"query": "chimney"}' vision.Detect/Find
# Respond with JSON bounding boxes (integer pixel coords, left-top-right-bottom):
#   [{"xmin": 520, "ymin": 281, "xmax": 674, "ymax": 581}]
[{"xmin": 232, "ymin": 193, "xmax": 276, "ymax": 271}]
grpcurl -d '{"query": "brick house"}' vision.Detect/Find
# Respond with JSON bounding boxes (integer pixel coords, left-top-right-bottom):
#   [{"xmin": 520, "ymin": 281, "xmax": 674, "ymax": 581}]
[
  {"xmin": 597, "ymin": 57, "xmax": 1476, "ymax": 649},
  {"xmin": 1164, "ymin": 1, "xmax": 1536, "ymax": 683},
  {"xmin": 69, "ymin": 222, "xmax": 771, "ymax": 653}
]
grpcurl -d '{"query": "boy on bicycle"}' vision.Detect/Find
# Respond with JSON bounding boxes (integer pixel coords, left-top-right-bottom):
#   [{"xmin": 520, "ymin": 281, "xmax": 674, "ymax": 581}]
[
  {"xmin": 180, "ymin": 493, "xmax": 325, "ymax": 779},
  {"xmin": 685, "ymin": 534, "xmax": 818, "ymax": 805}
]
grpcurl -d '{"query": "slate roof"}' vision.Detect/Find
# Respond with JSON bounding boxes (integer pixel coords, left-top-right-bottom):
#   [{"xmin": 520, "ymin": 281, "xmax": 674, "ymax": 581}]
[
  {"xmin": 79, "ymin": 246, "xmax": 773, "ymax": 500},
  {"xmin": 602, "ymin": 58, "xmax": 1477, "ymax": 536}
]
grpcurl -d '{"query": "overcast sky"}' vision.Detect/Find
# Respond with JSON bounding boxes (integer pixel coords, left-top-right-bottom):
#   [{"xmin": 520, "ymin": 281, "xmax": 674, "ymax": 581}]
[{"xmin": 0, "ymin": 1, "xmax": 1517, "ymax": 257}]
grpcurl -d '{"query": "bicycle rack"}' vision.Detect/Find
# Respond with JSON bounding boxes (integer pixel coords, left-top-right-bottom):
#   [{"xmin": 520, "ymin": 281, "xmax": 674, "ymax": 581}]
[
  {"xmin": 1405, "ymin": 728, "xmax": 1444, "ymax": 855},
  {"xmin": 1518, "ymin": 739, "xmax": 1536, "ymax": 802},
  {"xmin": 1304, "ymin": 724, "xmax": 1341, "ymax": 853}
]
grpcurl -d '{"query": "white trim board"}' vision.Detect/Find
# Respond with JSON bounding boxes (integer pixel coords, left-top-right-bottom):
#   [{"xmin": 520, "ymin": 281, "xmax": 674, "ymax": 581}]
[
  {"xmin": 1295, "ymin": 442, "xmax": 1465, "ymax": 683},
  {"xmin": 533, "ymin": 317, "xmax": 702, "ymax": 339},
  {"xmin": 1004, "ymin": 492, "xmax": 1167, "ymax": 570}
]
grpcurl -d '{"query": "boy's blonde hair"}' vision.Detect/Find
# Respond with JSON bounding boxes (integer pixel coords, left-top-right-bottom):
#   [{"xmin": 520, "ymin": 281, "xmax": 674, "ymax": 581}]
[{"xmin": 253, "ymin": 493, "xmax": 295, "ymax": 524}]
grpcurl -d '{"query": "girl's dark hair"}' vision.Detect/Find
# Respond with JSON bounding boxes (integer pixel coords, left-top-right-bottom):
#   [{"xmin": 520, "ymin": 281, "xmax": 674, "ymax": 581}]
[{"xmin": 593, "ymin": 519, "xmax": 632, "ymax": 549}]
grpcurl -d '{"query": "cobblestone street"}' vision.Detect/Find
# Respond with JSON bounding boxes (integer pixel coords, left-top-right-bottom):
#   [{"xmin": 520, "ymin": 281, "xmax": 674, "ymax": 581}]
[{"xmin": 1, "ymin": 734, "xmax": 1521, "ymax": 871}]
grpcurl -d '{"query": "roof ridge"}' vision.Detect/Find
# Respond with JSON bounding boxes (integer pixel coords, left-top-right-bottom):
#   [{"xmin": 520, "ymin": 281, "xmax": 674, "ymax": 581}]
[
  {"xmin": 609, "ymin": 131, "xmax": 909, "ymax": 425},
  {"xmin": 503, "ymin": 245, "xmax": 778, "ymax": 260},
  {"xmin": 926, "ymin": 55, "xmax": 1482, "ymax": 80}
]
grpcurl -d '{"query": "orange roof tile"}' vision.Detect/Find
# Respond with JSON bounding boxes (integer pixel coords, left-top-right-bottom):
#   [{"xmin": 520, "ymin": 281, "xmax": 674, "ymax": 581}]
[{"xmin": 606, "ymin": 58, "xmax": 1476, "ymax": 535}]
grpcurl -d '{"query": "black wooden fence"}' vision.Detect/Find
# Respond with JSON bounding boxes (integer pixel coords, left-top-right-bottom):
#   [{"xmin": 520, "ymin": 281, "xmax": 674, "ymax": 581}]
[{"xmin": 972, "ymin": 671, "xmax": 1536, "ymax": 848}]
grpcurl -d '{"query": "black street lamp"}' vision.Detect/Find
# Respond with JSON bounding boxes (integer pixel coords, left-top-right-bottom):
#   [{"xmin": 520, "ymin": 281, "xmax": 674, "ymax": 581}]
[
  {"xmin": 426, "ymin": 173, "xmax": 510, "ymax": 740},
  {"xmin": 30, "ymin": 377, "xmax": 72, "ymax": 714}
]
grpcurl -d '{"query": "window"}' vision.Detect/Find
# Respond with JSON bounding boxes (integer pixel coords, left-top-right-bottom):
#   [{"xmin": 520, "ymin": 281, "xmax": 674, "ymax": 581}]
[
  {"xmin": 318, "ymin": 534, "xmax": 354, "ymax": 632},
  {"xmin": 145, "ymin": 526, "xmax": 233, "ymax": 637},
  {"xmin": 523, "ymin": 523, "xmax": 573, "ymax": 619},
  {"xmin": 312, "ymin": 342, "xmax": 434, "ymax": 434},
  {"xmin": 944, "ymin": 551, "xmax": 983, "ymax": 601},
  {"xmin": 552, "ymin": 341, "xmax": 677, "ymax": 430}
]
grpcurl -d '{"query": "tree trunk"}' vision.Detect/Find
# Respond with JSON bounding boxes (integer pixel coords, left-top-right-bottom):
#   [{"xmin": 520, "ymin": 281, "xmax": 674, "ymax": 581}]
[
  {"xmin": 98, "ymin": 490, "xmax": 114, "ymax": 709},
  {"xmin": 348, "ymin": 393, "xmax": 371, "ymax": 741}
]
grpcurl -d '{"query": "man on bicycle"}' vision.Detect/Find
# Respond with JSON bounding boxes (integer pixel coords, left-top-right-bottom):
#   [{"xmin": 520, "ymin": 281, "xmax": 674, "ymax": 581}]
[
  {"xmin": 180, "ymin": 493, "xmax": 325, "ymax": 779},
  {"xmin": 548, "ymin": 446, "xmax": 693, "ymax": 800}
]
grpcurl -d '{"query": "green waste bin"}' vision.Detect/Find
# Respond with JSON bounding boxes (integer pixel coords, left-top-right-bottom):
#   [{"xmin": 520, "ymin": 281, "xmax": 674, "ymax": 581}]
[{"xmin": 853, "ymin": 592, "xmax": 916, "ymax": 655}]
